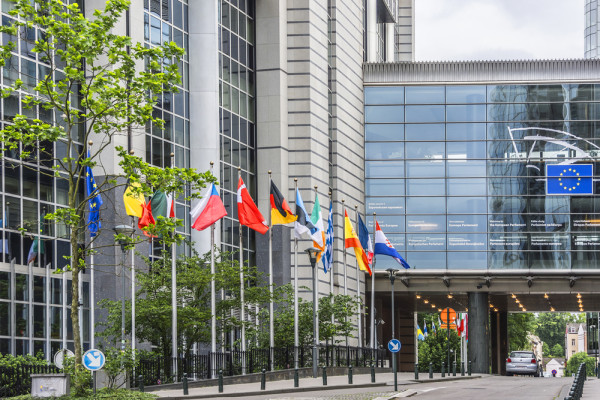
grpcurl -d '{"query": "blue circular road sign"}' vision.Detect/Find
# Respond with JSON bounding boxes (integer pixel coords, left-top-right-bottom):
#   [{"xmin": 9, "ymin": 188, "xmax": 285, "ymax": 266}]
[
  {"xmin": 83, "ymin": 349, "xmax": 106, "ymax": 371},
  {"xmin": 388, "ymin": 338, "xmax": 401, "ymax": 353}
]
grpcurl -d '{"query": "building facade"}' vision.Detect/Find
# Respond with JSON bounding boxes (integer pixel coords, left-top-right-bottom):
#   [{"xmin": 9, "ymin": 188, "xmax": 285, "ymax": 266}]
[{"xmin": 585, "ymin": 0, "xmax": 599, "ymax": 58}]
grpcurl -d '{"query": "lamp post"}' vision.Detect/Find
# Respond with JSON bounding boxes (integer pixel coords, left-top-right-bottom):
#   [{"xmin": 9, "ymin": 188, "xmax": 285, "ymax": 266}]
[
  {"xmin": 114, "ymin": 224, "xmax": 135, "ymax": 351},
  {"xmin": 386, "ymin": 268, "xmax": 398, "ymax": 391},
  {"xmin": 306, "ymin": 247, "xmax": 320, "ymax": 378}
]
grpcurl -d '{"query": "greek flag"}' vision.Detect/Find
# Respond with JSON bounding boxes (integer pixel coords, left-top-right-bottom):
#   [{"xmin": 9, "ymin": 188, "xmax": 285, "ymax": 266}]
[{"xmin": 322, "ymin": 200, "xmax": 334, "ymax": 273}]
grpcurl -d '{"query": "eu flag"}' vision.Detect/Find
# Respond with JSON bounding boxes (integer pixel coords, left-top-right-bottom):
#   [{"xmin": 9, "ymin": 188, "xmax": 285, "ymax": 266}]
[
  {"xmin": 546, "ymin": 164, "xmax": 593, "ymax": 195},
  {"xmin": 85, "ymin": 151, "xmax": 103, "ymax": 236}
]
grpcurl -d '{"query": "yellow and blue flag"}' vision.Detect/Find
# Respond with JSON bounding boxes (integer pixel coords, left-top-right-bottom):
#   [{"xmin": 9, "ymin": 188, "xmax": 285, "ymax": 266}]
[
  {"xmin": 416, "ymin": 324, "xmax": 425, "ymax": 341},
  {"xmin": 85, "ymin": 151, "xmax": 103, "ymax": 237},
  {"xmin": 546, "ymin": 164, "xmax": 593, "ymax": 195}
]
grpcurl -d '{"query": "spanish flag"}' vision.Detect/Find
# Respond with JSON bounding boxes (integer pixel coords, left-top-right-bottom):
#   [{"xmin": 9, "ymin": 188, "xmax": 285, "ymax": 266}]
[
  {"xmin": 344, "ymin": 210, "xmax": 372, "ymax": 276},
  {"xmin": 270, "ymin": 181, "xmax": 297, "ymax": 225}
]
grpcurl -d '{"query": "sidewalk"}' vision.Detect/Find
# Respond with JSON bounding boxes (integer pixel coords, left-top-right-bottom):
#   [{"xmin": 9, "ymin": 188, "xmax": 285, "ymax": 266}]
[
  {"xmin": 152, "ymin": 372, "xmax": 483, "ymax": 399},
  {"xmin": 579, "ymin": 376, "xmax": 600, "ymax": 399}
]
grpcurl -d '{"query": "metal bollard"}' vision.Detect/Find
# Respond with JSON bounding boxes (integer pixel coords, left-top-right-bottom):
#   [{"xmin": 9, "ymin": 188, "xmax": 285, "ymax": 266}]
[
  {"xmin": 261, "ymin": 369, "xmax": 266, "ymax": 390},
  {"xmin": 415, "ymin": 363, "xmax": 419, "ymax": 380},
  {"xmin": 218, "ymin": 369, "xmax": 223, "ymax": 393},
  {"xmin": 461, "ymin": 362, "xmax": 465, "ymax": 376},
  {"xmin": 442, "ymin": 361, "xmax": 445, "ymax": 377},
  {"xmin": 294, "ymin": 368, "xmax": 299, "ymax": 388},
  {"xmin": 429, "ymin": 362, "xmax": 433, "ymax": 379},
  {"xmin": 182, "ymin": 373, "xmax": 188, "ymax": 396},
  {"xmin": 138, "ymin": 375, "xmax": 144, "ymax": 393},
  {"xmin": 453, "ymin": 361, "xmax": 456, "ymax": 376},
  {"xmin": 322, "ymin": 366, "xmax": 327, "ymax": 386},
  {"xmin": 468, "ymin": 361, "xmax": 472, "ymax": 376},
  {"xmin": 348, "ymin": 365, "xmax": 353, "ymax": 384},
  {"xmin": 371, "ymin": 363, "xmax": 375, "ymax": 383}
]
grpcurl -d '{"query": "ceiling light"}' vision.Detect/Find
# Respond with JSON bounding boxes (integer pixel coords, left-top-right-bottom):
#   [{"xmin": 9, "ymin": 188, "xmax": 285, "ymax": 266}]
[
  {"xmin": 424, "ymin": 300, "xmax": 429, "ymax": 304},
  {"xmin": 577, "ymin": 293, "xmax": 582, "ymax": 299},
  {"xmin": 544, "ymin": 293, "xmax": 549, "ymax": 299},
  {"xmin": 550, "ymin": 307, "xmax": 555, "ymax": 312},
  {"xmin": 494, "ymin": 308, "xmax": 498, "ymax": 312},
  {"xmin": 431, "ymin": 304, "xmax": 436, "ymax": 308},
  {"xmin": 516, "ymin": 299, "xmax": 520, "ymax": 304},
  {"xmin": 511, "ymin": 294, "xmax": 516, "ymax": 298},
  {"xmin": 447, "ymin": 294, "xmax": 453, "ymax": 299},
  {"xmin": 438, "ymin": 308, "xmax": 442, "ymax": 312},
  {"xmin": 416, "ymin": 295, "xmax": 421, "ymax": 299},
  {"xmin": 522, "ymin": 308, "xmax": 527, "ymax": 312}
]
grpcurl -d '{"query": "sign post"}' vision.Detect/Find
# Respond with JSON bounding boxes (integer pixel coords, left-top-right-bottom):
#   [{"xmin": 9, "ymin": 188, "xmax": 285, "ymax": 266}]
[{"xmin": 83, "ymin": 349, "xmax": 106, "ymax": 394}]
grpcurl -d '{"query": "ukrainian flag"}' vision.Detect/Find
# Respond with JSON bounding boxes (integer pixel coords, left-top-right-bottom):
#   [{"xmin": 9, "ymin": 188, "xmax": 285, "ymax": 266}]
[{"xmin": 546, "ymin": 164, "xmax": 593, "ymax": 195}]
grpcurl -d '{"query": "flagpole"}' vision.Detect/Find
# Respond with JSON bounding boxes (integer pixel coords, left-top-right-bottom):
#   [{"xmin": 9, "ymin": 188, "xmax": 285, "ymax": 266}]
[
  {"xmin": 314, "ymin": 186, "xmax": 320, "ymax": 347},
  {"xmin": 170, "ymin": 152, "xmax": 178, "ymax": 381},
  {"xmin": 329, "ymin": 193, "xmax": 334, "ymax": 331},
  {"xmin": 238, "ymin": 167, "xmax": 246, "ymax": 375},
  {"xmin": 293, "ymin": 179, "xmax": 299, "ymax": 370},
  {"xmin": 210, "ymin": 161, "xmax": 217, "ymax": 378},
  {"xmin": 90, "ymin": 240, "xmax": 95, "ymax": 350},
  {"xmin": 342, "ymin": 199, "xmax": 347, "ymax": 347},
  {"xmin": 370, "ymin": 213, "xmax": 376, "ymax": 350},
  {"xmin": 354, "ymin": 205, "xmax": 362, "ymax": 348},
  {"xmin": 268, "ymin": 171, "xmax": 274, "ymax": 371}
]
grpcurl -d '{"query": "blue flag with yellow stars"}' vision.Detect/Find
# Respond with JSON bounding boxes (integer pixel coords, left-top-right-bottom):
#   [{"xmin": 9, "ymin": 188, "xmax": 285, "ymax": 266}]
[
  {"xmin": 85, "ymin": 151, "xmax": 103, "ymax": 236},
  {"xmin": 546, "ymin": 164, "xmax": 593, "ymax": 195}
]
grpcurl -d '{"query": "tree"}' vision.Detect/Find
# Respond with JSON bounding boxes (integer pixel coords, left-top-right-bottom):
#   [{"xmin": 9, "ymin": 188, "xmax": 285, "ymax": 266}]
[
  {"xmin": 418, "ymin": 329, "xmax": 461, "ymax": 372},
  {"xmin": 565, "ymin": 351, "xmax": 595, "ymax": 376},
  {"xmin": 535, "ymin": 312, "xmax": 580, "ymax": 351},
  {"xmin": 508, "ymin": 313, "xmax": 536, "ymax": 352},
  {"xmin": 318, "ymin": 293, "xmax": 361, "ymax": 345},
  {"xmin": 0, "ymin": 0, "xmax": 212, "ymax": 386},
  {"xmin": 551, "ymin": 343, "xmax": 564, "ymax": 358}
]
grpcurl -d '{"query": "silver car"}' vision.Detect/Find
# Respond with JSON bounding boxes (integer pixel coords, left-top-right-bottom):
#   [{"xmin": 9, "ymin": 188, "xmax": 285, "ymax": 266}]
[{"xmin": 506, "ymin": 351, "xmax": 541, "ymax": 377}]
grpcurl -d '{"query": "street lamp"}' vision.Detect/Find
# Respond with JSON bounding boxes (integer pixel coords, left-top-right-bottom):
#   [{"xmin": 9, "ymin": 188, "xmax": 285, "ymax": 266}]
[
  {"xmin": 306, "ymin": 247, "xmax": 320, "ymax": 379},
  {"xmin": 386, "ymin": 268, "xmax": 398, "ymax": 391},
  {"xmin": 114, "ymin": 224, "xmax": 135, "ymax": 351}
]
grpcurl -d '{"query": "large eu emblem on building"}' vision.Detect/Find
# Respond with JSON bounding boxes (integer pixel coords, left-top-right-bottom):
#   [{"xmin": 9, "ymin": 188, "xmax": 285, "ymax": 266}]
[{"xmin": 546, "ymin": 164, "xmax": 593, "ymax": 195}]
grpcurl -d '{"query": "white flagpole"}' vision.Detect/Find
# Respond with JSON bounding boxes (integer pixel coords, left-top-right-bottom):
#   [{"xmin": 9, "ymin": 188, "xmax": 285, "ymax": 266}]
[
  {"xmin": 170, "ymin": 152, "xmax": 178, "ymax": 381},
  {"xmin": 210, "ymin": 162, "xmax": 217, "ymax": 378},
  {"xmin": 342, "ymin": 200, "xmax": 347, "ymax": 347},
  {"xmin": 293, "ymin": 179, "xmax": 299, "ymax": 370},
  {"xmin": 268, "ymin": 171, "xmax": 274, "ymax": 370},
  {"xmin": 131, "ymin": 217, "xmax": 136, "ymax": 353},
  {"xmin": 238, "ymin": 167, "xmax": 246, "ymax": 375},
  {"xmin": 370, "ymin": 213, "xmax": 376, "ymax": 350},
  {"xmin": 329, "ymin": 193, "xmax": 334, "ymax": 330},
  {"xmin": 354, "ymin": 205, "xmax": 362, "ymax": 348},
  {"xmin": 90, "ymin": 240, "xmax": 95, "ymax": 349},
  {"xmin": 314, "ymin": 186, "xmax": 320, "ymax": 346}
]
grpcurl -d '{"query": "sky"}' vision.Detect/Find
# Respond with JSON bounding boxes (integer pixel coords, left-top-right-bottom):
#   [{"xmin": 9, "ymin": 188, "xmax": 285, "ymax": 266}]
[{"xmin": 415, "ymin": 0, "xmax": 585, "ymax": 61}]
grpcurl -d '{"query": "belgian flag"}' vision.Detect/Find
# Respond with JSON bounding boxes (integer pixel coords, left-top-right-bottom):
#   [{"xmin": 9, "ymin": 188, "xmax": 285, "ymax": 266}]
[{"xmin": 270, "ymin": 181, "xmax": 297, "ymax": 225}]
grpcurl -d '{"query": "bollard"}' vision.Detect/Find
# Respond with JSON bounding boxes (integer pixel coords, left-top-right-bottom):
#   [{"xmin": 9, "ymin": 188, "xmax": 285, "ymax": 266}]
[
  {"xmin": 322, "ymin": 366, "xmax": 327, "ymax": 386},
  {"xmin": 371, "ymin": 363, "xmax": 375, "ymax": 383},
  {"xmin": 468, "ymin": 361, "xmax": 472, "ymax": 376},
  {"xmin": 442, "ymin": 361, "xmax": 445, "ymax": 378},
  {"xmin": 261, "ymin": 369, "xmax": 266, "ymax": 390},
  {"xmin": 414, "ymin": 363, "xmax": 419, "ymax": 380},
  {"xmin": 453, "ymin": 361, "xmax": 456, "ymax": 376},
  {"xmin": 182, "ymin": 373, "xmax": 188, "ymax": 396},
  {"xmin": 429, "ymin": 362, "xmax": 433, "ymax": 379},
  {"xmin": 294, "ymin": 368, "xmax": 299, "ymax": 388},
  {"xmin": 138, "ymin": 375, "xmax": 144, "ymax": 393},
  {"xmin": 348, "ymin": 365, "xmax": 353, "ymax": 384},
  {"xmin": 218, "ymin": 369, "xmax": 223, "ymax": 393},
  {"xmin": 461, "ymin": 362, "xmax": 465, "ymax": 376}
]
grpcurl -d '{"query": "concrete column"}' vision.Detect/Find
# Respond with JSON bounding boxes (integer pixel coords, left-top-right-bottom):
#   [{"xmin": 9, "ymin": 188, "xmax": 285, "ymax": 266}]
[
  {"xmin": 385, "ymin": 23, "xmax": 395, "ymax": 62},
  {"xmin": 366, "ymin": 0, "xmax": 377, "ymax": 61},
  {"xmin": 468, "ymin": 292, "xmax": 489, "ymax": 373},
  {"xmin": 490, "ymin": 311, "xmax": 508, "ymax": 375}
]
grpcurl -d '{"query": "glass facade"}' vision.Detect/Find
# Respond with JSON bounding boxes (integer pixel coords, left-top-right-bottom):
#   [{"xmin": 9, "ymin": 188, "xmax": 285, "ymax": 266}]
[
  {"xmin": 585, "ymin": 0, "xmax": 599, "ymax": 58},
  {"xmin": 365, "ymin": 84, "xmax": 600, "ymax": 270},
  {"xmin": 218, "ymin": 0, "xmax": 256, "ymax": 265}
]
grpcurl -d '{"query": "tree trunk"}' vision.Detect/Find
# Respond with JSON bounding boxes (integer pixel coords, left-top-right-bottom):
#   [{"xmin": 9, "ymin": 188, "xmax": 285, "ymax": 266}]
[{"xmin": 71, "ymin": 239, "xmax": 82, "ymax": 367}]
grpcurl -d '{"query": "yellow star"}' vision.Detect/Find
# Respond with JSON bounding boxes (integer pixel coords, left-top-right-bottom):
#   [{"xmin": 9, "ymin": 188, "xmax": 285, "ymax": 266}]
[{"xmin": 568, "ymin": 168, "xmax": 572, "ymax": 171}]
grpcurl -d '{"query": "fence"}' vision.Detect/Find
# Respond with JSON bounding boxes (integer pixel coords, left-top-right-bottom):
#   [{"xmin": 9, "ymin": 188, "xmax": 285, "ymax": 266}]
[
  {"xmin": 131, "ymin": 345, "xmax": 386, "ymax": 387},
  {"xmin": 0, "ymin": 364, "xmax": 60, "ymax": 398}
]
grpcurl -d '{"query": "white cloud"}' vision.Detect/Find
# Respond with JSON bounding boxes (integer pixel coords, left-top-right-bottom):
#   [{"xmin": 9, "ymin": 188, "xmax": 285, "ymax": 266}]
[{"xmin": 415, "ymin": 0, "xmax": 585, "ymax": 61}]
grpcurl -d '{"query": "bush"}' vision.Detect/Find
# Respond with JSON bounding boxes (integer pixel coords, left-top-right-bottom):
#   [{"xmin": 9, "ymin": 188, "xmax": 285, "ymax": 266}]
[
  {"xmin": 7, "ymin": 388, "xmax": 158, "ymax": 399},
  {"xmin": 565, "ymin": 352, "xmax": 596, "ymax": 376}
]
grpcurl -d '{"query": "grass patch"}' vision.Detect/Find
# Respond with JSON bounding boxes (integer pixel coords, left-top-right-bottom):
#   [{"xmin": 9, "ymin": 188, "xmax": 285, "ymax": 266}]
[{"xmin": 7, "ymin": 388, "xmax": 158, "ymax": 400}]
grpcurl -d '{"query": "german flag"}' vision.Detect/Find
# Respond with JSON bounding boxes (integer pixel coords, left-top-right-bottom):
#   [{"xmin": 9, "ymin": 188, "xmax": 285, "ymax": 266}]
[{"xmin": 270, "ymin": 181, "xmax": 297, "ymax": 225}]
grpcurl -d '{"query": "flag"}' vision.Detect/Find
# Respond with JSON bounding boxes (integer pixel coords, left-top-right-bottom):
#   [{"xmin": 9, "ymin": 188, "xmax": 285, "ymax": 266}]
[
  {"xmin": 270, "ymin": 181, "xmax": 297, "ymax": 225},
  {"xmin": 294, "ymin": 188, "xmax": 316, "ymax": 239},
  {"xmin": 344, "ymin": 210, "xmax": 372, "ymax": 276},
  {"xmin": 166, "ymin": 193, "xmax": 175, "ymax": 218},
  {"xmin": 150, "ymin": 190, "xmax": 168, "ymax": 220},
  {"xmin": 190, "ymin": 183, "xmax": 227, "ymax": 231},
  {"xmin": 357, "ymin": 214, "xmax": 373, "ymax": 265},
  {"xmin": 322, "ymin": 200, "xmax": 334, "ymax": 273},
  {"xmin": 138, "ymin": 201, "xmax": 155, "ymax": 235},
  {"xmin": 85, "ymin": 151, "xmax": 103, "ymax": 237},
  {"xmin": 123, "ymin": 181, "xmax": 145, "ymax": 218},
  {"xmin": 456, "ymin": 313, "xmax": 464, "ymax": 336},
  {"xmin": 237, "ymin": 177, "xmax": 268, "ymax": 234},
  {"xmin": 462, "ymin": 313, "xmax": 468, "ymax": 341},
  {"xmin": 27, "ymin": 237, "xmax": 44, "ymax": 265},
  {"xmin": 374, "ymin": 221, "xmax": 410, "ymax": 269},
  {"xmin": 432, "ymin": 321, "xmax": 437, "ymax": 335},
  {"xmin": 423, "ymin": 322, "xmax": 428, "ymax": 338},
  {"xmin": 416, "ymin": 324, "xmax": 425, "ymax": 341},
  {"xmin": 310, "ymin": 193, "xmax": 325, "ymax": 262},
  {"xmin": 546, "ymin": 164, "xmax": 593, "ymax": 195},
  {"xmin": 438, "ymin": 316, "xmax": 442, "ymax": 330}
]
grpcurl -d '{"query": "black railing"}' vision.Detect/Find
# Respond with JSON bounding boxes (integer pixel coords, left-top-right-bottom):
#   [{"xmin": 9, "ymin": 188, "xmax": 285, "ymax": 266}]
[
  {"xmin": 131, "ymin": 345, "xmax": 386, "ymax": 387},
  {"xmin": 0, "ymin": 364, "xmax": 60, "ymax": 398}
]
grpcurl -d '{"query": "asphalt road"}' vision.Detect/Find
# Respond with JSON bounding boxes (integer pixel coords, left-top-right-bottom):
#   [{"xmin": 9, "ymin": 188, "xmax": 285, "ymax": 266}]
[{"xmin": 209, "ymin": 376, "xmax": 573, "ymax": 400}]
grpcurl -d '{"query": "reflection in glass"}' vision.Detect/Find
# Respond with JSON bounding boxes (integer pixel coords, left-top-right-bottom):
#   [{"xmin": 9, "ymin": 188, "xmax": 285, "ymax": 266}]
[
  {"xmin": 365, "ymin": 124, "xmax": 404, "ymax": 141},
  {"xmin": 407, "ymin": 234, "xmax": 446, "ymax": 250},
  {"xmin": 447, "ymin": 215, "xmax": 487, "ymax": 232},
  {"xmin": 406, "ymin": 215, "xmax": 445, "ymax": 232},
  {"xmin": 365, "ymin": 106, "xmax": 404, "ymax": 123},
  {"xmin": 366, "ymin": 161, "xmax": 405, "ymax": 177},
  {"xmin": 405, "ymin": 124, "xmax": 444, "ymax": 141},
  {"xmin": 364, "ymin": 86, "xmax": 404, "ymax": 105},
  {"xmin": 405, "ymin": 142, "xmax": 444, "ymax": 159},
  {"xmin": 448, "ymin": 252, "xmax": 487, "ymax": 269},
  {"xmin": 406, "ymin": 160, "xmax": 445, "ymax": 178},
  {"xmin": 0, "ymin": 302, "xmax": 9, "ymax": 335},
  {"xmin": 406, "ymin": 197, "xmax": 444, "ymax": 214},
  {"xmin": 405, "ymin": 105, "xmax": 444, "ymax": 123},
  {"xmin": 447, "ymin": 104, "xmax": 486, "ymax": 122},
  {"xmin": 406, "ymin": 179, "xmax": 444, "ymax": 196},
  {"xmin": 405, "ymin": 86, "xmax": 445, "ymax": 104},
  {"xmin": 405, "ymin": 252, "xmax": 446, "ymax": 269},
  {"xmin": 15, "ymin": 303, "xmax": 28, "ymax": 337},
  {"xmin": 446, "ymin": 85, "xmax": 486, "ymax": 103},
  {"xmin": 366, "ymin": 197, "xmax": 405, "ymax": 214},
  {"xmin": 366, "ymin": 179, "xmax": 404, "ymax": 197},
  {"xmin": 365, "ymin": 142, "xmax": 404, "ymax": 159},
  {"xmin": 489, "ymin": 251, "xmax": 528, "ymax": 269},
  {"xmin": 447, "ymin": 197, "xmax": 487, "ymax": 214}
]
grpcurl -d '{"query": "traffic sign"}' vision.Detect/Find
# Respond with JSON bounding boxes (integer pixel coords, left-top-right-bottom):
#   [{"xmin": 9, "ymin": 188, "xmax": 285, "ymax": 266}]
[
  {"xmin": 83, "ymin": 349, "xmax": 106, "ymax": 371},
  {"xmin": 388, "ymin": 339, "xmax": 401, "ymax": 353},
  {"xmin": 53, "ymin": 349, "xmax": 74, "ymax": 369}
]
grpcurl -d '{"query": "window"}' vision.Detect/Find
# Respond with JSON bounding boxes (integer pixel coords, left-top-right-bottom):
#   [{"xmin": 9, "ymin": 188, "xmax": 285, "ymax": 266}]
[{"xmin": 572, "ymin": 339, "xmax": 575, "ymax": 346}]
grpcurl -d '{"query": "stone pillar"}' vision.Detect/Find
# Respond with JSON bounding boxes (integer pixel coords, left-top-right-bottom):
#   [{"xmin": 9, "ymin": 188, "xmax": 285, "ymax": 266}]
[
  {"xmin": 468, "ymin": 292, "xmax": 489, "ymax": 373},
  {"xmin": 366, "ymin": 0, "xmax": 377, "ymax": 61},
  {"xmin": 491, "ymin": 311, "xmax": 508, "ymax": 375},
  {"xmin": 385, "ymin": 23, "xmax": 395, "ymax": 62}
]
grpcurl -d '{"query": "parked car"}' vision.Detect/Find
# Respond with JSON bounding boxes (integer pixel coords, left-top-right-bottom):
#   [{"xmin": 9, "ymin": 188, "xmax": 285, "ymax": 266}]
[{"xmin": 506, "ymin": 351, "xmax": 541, "ymax": 377}]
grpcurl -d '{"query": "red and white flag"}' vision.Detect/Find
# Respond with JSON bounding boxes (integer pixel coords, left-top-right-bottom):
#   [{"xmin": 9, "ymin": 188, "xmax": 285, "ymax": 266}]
[
  {"xmin": 166, "ymin": 194, "xmax": 175, "ymax": 218},
  {"xmin": 237, "ymin": 177, "xmax": 268, "ymax": 234},
  {"xmin": 190, "ymin": 183, "xmax": 227, "ymax": 231}
]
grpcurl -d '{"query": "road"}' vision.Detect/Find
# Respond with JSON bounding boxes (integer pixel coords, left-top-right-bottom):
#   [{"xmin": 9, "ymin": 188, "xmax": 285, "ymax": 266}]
[{"xmin": 206, "ymin": 376, "xmax": 572, "ymax": 400}]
